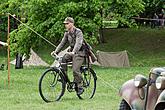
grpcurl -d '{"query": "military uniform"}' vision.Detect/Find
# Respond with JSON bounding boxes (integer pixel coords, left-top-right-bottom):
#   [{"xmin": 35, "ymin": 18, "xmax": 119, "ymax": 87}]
[{"xmin": 55, "ymin": 27, "xmax": 85, "ymax": 87}]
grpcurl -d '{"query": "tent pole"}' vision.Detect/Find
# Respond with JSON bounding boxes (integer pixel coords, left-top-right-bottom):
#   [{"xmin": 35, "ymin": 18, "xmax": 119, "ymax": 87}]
[{"xmin": 7, "ymin": 14, "xmax": 10, "ymax": 88}]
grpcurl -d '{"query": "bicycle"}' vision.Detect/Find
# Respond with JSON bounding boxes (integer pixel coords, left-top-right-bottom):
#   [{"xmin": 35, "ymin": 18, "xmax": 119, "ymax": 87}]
[{"xmin": 39, "ymin": 53, "xmax": 97, "ymax": 102}]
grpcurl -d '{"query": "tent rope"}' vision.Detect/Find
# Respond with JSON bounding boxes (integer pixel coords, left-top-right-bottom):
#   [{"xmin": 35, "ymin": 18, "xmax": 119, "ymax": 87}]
[
  {"xmin": 7, "ymin": 13, "xmax": 156, "ymax": 90},
  {"xmin": 97, "ymin": 75, "xmax": 119, "ymax": 91},
  {"xmin": 127, "ymin": 51, "xmax": 145, "ymax": 66},
  {"xmin": 8, "ymin": 13, "xmax": 56, "ymax": 48}
]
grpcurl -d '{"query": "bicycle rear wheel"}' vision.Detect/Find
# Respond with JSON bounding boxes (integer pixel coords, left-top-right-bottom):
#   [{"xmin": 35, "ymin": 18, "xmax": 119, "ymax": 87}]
[
  {"xmin": 77, "ymin": 67, "xmax": 97, "ymax": 99},
  {"xmin": 39, "ymin": 68, "xmax": 66, "ymax": 102}
]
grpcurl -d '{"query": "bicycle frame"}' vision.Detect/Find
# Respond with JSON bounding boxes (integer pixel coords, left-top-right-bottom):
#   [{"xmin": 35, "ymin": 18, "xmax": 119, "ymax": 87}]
[
  {"xmin": 53, "ymin": 54, "xmax": 90, "ymax": 85},
  {"xmin": 54, "ymin": 57, "xmax": 71, "ymax": 83},
  {"xmin": 39, "ymin": 54, "xmax": 97, "ymax": 102},
  {"xmin": 53, "ymin": 55, "xmax": 82, "ymax": 92}
]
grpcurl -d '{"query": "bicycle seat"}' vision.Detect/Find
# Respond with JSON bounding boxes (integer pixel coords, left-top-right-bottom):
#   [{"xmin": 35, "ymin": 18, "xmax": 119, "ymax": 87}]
[{"xmin": 67, "ymin": 62, "xmax": 72, "ymax": 67}]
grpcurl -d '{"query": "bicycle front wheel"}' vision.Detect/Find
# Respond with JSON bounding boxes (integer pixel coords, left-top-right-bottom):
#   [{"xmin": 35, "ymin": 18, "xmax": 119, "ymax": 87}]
[
  {"xmin": 78, "ymin": 67, "xmax": 97, "ymax": 99},
  {"xmin": 39, "ymin": 68, "xmax": 66, "ymax": 102}
]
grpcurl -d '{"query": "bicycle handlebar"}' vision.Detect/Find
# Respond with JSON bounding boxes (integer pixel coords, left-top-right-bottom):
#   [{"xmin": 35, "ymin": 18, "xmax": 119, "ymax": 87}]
[
  {"xmin": 51, "ymin": 52, "xmax": 61, "ymax": 60},
  {"xmin": 51, "ymin": 52, "xmax": 57, "ymax": 58},
  {"xmin": 51, "ymin": 52, "xmax": 74, "ymax": 66}
]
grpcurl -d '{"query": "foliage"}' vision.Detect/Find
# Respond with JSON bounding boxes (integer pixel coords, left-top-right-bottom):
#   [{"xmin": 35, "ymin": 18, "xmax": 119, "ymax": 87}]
[
  {"xmin": 142, "ymin": 0, "xmax": 165, "ymax": 17},
  {"xmin": 103, "ymin": 0, "xmax": 145, "ymax": 27},
  {"xmin": 1, "ymin": 0, "xmax": 102, "ymax": 56},
  {"xmin": 0, "ymin": 15, "xmax": 8, "ymax": 40},
  {"xmin": 0, "ymin": 0, "xmax": 24, "ymax": 41},
  {"xmin": 1, "ymin": 0, "xmax": 162, "ymax": 55}
]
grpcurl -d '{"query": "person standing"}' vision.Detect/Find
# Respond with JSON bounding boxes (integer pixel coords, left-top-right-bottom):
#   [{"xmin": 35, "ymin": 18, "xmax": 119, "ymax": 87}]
[
  {"xmin": 159, "ymin": 9, "xmax": 165, "ymax": 28},
  {"xmin": 151, "ymin": 13, "xmax": 159, "ymax": 28}
]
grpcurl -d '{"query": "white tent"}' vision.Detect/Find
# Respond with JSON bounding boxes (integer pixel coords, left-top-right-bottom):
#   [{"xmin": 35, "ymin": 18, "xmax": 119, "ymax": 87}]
[{"xmin": 10, "ymin": 49, "xmax": 49, "ymax": 67}]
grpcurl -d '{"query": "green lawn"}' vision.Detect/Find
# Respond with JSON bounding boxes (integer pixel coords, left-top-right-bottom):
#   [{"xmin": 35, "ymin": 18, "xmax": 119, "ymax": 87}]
[
  {"xmin": 0, "ymin": 65, "xmax": 151, "ymax": 110},
  {"xmin": 95, "ymin": 28, "xmax": 165, "ymax": 66},
  {"xmin": 0, "ymin": 28, "xmax": 164, "ymax": 110}
]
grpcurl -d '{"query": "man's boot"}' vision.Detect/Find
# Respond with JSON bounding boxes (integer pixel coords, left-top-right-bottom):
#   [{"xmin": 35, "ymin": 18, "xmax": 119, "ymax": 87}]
[{"xmin": 76, "ymin": 82, "xmax": 84, "ymax": 95}]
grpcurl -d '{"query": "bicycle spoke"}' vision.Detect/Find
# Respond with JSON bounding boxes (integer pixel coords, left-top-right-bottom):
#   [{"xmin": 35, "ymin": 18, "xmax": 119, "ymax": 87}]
[
  {"xmin": 39, "ymin": 68, "xmax": 66, "ymax": 102},
  {"xmin": 77, "ymin": 68, "xmax": 96, "ymax": 99}
]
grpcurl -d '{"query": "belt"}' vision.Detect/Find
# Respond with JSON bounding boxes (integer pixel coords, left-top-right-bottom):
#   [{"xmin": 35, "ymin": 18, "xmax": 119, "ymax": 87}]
[{"xmin": 70, "ymin": 46, "xmax": 84, "ymax": 51}]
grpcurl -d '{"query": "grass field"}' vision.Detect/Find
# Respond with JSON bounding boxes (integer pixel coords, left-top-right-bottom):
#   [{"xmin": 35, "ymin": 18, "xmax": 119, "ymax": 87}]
[
  {"xmin": 0, "ymin": 28, "xmax": 164, "ymax": 110},
  {"xmin": 0, "ymin": 65, "xmax": 151, "ymax": 110},
  {"xmin": 95, "ymin": 28, "xmax": 165, "ymax": 66}
]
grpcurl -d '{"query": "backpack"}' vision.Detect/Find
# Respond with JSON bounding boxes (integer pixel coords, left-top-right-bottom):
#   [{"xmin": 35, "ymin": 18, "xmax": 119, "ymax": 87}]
[
  {"xmin": 83, "ymin": 40, "xmax": 97, "ymax": 63},
  {"xmin": 74, "ymin": 28, "xmax": 97, "ymax": 63}
]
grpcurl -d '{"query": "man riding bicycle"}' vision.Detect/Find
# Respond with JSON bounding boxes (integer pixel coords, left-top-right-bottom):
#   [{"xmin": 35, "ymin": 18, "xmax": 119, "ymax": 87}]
[{"xmin": 51, "ymin": 17, "xmax": 86, "ymax": 95}]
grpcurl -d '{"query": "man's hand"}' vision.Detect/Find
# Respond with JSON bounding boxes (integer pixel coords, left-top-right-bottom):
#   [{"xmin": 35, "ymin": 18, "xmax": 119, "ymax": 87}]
[
  {"xmin": 66, "ymin": 52, "xmax": 75, "ymax": 56},
  {"xmin": 51, "ymin": 51, "xmax": 57, "ymax": 57}
]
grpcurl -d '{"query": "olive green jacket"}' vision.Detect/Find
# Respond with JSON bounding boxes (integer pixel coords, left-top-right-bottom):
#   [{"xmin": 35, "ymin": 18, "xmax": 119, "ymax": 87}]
[
  {"xmin": 55, "ymin": 28, "xmax": 83, "ymax": 54},
  {"xmin": 55, "ymin": 27, "xmax": 97, "ymax": 62}
]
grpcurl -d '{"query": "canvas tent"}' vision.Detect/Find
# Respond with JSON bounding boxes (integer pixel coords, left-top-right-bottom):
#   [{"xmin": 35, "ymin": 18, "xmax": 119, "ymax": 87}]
[
  {"xmin": 10, "ymin": 49, "xmax": 49, "ymax": 67},
  {"xmin": 96, "ymin": 50, "xmax": 130, "ymax": 67}
]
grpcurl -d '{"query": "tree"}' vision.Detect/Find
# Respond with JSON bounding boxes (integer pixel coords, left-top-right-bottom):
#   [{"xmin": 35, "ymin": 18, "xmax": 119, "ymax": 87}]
[
  {"xmin": 0, "ymin": 0, "xmax": 23, "ymax": 41},
  {"xmin": 0, "ymin": 0, "xmax": 145, "ymax": 56},
  {"xmin": 103, "ymin": 0, "xmax": 145, "ymax": 27},
  {"xmin": 98, "ymin": 0, "xmax": 144, "ymax": 43},
  {"xmin": 142, "ymin": 0, "xmax": 165, "ymax": 17},
  {"xmin": 2, "ymin": 0, "xmax": 102, "ymax": 56}
]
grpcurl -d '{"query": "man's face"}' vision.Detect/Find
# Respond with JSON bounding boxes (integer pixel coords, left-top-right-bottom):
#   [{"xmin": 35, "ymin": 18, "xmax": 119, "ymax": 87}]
[{"xmin": 64, "ymin": 22, "xmax": 73, "ymax": 30}]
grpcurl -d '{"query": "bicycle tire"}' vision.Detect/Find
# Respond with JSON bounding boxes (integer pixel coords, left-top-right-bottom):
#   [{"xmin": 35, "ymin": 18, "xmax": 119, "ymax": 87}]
[
  {"xmin": 77, "ymin": 67, "xmax": 97, "ymax": 99},
  {"xmin": 39, "ymin": 67, "xmax": 66, "ymax": 102}
]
